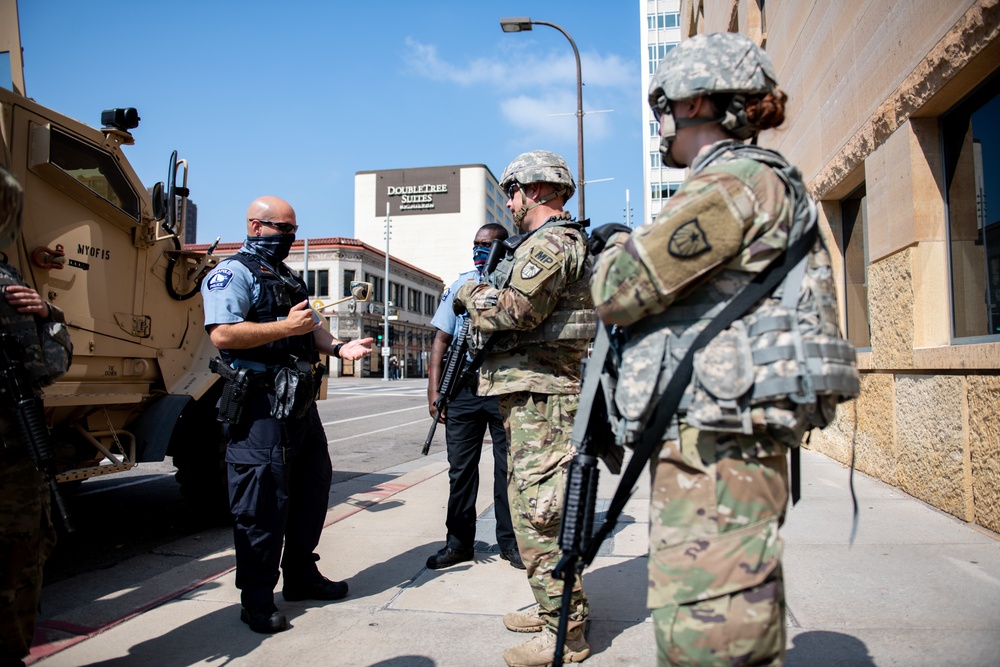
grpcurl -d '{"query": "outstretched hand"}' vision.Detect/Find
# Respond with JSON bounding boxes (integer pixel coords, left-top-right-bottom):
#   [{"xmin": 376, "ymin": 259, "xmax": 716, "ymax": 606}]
[{"xmin": 339, "ymin": 337, "xmax": 374, "ymax": 361}]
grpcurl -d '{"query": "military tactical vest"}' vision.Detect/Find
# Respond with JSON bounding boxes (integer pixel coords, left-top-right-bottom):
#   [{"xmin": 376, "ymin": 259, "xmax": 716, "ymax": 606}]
[
  {"xmin": 218, "ymin": 251, "xmax": 317, "ymax": 368},
  {"xmin": 480, "ymin": 215, "xmax": 596, "ymax": 353},
  {"xmin": 611, "ymin": 144, "xmax": 859, "ymax": 447}
]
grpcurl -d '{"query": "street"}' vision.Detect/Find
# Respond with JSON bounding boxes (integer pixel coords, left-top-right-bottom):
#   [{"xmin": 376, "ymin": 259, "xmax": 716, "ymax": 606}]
[{"xmin": 43, "ymin": 378, "xmax": 436, "ymax": 587}]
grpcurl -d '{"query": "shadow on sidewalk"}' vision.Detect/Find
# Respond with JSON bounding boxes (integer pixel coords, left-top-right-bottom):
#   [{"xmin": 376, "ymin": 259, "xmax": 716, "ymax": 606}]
[{"xmin": 786, "ymin": 630, "xmax": 876, "ymax": 666}]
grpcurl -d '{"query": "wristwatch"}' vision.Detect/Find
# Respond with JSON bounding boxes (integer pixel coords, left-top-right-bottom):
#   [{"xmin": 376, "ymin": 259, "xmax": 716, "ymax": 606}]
[{"xmin": 332, "ymin": 342, "xmax": 345, "ymax": 358}]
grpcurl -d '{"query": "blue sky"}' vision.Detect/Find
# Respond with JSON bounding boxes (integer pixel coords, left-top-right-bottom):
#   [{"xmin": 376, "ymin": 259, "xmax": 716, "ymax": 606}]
[{"xmin": 15, "ymin": 1, "xmax": 644, "ymax": 245}]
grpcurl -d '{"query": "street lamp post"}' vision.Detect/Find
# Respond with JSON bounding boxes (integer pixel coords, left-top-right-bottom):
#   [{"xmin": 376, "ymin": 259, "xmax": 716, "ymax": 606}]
[{"xmin": 500, "ymin": 17, "xmax": 586, "ymax": 222}]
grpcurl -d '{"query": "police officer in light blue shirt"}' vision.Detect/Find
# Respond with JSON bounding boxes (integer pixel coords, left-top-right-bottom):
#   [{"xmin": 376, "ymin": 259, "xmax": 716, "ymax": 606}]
[
  {"xmin": 201, "ymin": 196, "xmax": 373, "ymax": 635},
  {"xmin": 425, "ymin": 223, "xmax": 522, "ymax": 571}
]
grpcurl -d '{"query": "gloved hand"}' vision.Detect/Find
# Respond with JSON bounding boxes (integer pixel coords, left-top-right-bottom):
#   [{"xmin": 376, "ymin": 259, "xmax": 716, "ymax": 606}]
[{"xmin": 587, "ymin": 223, "xmax": 631, "ymax": 255}]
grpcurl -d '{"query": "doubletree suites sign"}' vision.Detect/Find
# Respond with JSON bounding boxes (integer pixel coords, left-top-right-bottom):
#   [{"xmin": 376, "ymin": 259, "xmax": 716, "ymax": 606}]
[{"xmin": 375, "ymin": 167, "xmax": 461, "ymax": 217}]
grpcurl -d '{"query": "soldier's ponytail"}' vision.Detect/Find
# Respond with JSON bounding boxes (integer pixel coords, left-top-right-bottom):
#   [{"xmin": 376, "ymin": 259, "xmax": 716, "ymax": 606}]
[{"xmin": 744, "ymin": 88, "xmax": 788, "ymax": 131}]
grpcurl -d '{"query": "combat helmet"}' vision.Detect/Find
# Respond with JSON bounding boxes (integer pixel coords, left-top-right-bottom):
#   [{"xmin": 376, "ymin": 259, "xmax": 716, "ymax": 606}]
[
  {"xmin": 649, "ymin": 32, "xmax": 778, "ymax": 163},
  {"xmin": 0, "ymin": 167, "xmax": 24, "ymax": 249},
  {"xmin": 500, "ymin": 150, "xmax": 575, "ymax": 227}
]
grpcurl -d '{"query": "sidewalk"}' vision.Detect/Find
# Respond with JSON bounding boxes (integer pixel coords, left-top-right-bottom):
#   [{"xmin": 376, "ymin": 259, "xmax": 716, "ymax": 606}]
[{"xmin": 30, "ymin": 448, "xmax": 1000, "ymax": 666}]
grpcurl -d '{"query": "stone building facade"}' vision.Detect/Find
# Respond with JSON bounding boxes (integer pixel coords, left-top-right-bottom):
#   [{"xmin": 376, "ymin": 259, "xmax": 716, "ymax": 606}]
[{"xmin": 679, "ymin": 0, "xmax": 1000, "ymax": 533}]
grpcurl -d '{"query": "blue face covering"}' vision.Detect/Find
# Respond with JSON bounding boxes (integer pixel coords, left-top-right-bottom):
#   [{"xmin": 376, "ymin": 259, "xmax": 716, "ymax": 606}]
[
  {"xmin": 473, "ymin": 245, "xmax": 490, "ymax": 274},
  {"xmin": 247, "ymin": 234, "xmax": 295, "ymax": 264}
]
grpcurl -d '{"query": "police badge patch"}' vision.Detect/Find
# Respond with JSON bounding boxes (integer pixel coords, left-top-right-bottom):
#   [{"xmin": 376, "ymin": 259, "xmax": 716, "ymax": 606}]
[
  {"xmin": 207, "ymin": 268, "xmax": 234, "ymax": 291},
  {"xmin": 668, "ymin": 219, "xmax": 712, "ymax": 258},
  {"xmin": 520, "ymin": 262, "xmax": 543, "ymax": 280}
]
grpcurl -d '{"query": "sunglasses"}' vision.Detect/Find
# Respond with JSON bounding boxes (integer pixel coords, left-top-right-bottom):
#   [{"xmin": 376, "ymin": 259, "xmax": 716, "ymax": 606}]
[
  {"xmin": 506, "ymin": 182, "xmax": 521, "ymax": 200},
  {"xmin": 250, "ymin": 218, "xmax": 298, "ymax": 234}
]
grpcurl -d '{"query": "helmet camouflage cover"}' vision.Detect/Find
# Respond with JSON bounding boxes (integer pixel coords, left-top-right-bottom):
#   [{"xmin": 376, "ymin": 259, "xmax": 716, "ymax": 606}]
[
  {"xmin": 499, "ymin": 150, "xmax": 576, "ymax": 202},
  {"xmin": 648, "ymin": 32, "xmax": 778, "ymax": 106}
]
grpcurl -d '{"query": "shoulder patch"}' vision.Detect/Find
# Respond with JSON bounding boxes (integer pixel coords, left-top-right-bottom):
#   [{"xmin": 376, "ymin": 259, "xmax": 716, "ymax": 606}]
[
  {"xmin": 531, "ymin": 248, "xmax": 556, "ymax": 267},
  {"xmin": 668, "ymin": 219, "xmax": 712, "ymax": 258},
  {"xmin": 520, "ymin": 262, "xmax": 544, "ymax": 280},
  {"xmin": 207, "ymin": 268, "xmax": 234, "ymax": 291},
  {"xmin": 440, "ymin": 286, "xmax": 450, "ymax": 302}
]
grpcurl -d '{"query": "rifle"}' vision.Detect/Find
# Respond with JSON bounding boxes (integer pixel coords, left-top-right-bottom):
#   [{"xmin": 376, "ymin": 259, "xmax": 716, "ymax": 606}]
[
  {"xmin": 552, "ymin": 324, "xmax": 619, "ymax": 666},
  {"xmin": 0, "ymin": 333, "xmax": 73, "ymax": 532},
  {"xmin": 421, "ymin": 318, "xmax": 471, "ymax": 455}
]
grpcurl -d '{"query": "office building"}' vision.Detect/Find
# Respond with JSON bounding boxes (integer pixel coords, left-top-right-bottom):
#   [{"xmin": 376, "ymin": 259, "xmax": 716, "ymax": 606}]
[
  {"xmin": 641, "ymin": 0, "xmax": 686, "ymax": 225},
  {"xmin": 354, "ymin": 164, "xmax": 515, "ymax": 284}
]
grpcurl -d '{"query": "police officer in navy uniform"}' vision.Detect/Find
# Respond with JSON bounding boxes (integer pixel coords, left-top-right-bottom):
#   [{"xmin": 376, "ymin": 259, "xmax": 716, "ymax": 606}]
[
  {"xmin": 201, "ymin": 196, "xmax": 372, "ymax": 634},
  {"xmin": 425, "ymin": 222, "xmax": 522, "ymax": 571}
]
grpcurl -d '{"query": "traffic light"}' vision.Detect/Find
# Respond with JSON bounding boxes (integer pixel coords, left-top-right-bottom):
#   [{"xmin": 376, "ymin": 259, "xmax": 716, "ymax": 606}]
[
  {"xmin": 376, "ymin": 332, "xmax": 384, "ymax": 344},
  {"xmin": 388, "ymin": 326, "xmax": 397, "ymax": 346}
]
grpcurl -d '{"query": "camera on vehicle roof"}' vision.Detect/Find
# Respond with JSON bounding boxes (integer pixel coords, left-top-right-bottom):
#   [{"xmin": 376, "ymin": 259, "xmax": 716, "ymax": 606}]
[{"xmin": 101, "ymin": 108, "xmax": 140, "ymax": 131}]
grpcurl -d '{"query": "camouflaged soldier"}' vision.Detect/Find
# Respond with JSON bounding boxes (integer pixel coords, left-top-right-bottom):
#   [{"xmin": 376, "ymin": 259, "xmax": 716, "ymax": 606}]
[
  {"xmin": 589, "ymin": 33, "xmax": 847, "ymax": 666},
  {"xmin": 0, "ymin": 166, "xmax": 72, "ymax": 667},
  {"xmin": 453, "ymin": 150, "xmax": 596, "ymax": 666}
]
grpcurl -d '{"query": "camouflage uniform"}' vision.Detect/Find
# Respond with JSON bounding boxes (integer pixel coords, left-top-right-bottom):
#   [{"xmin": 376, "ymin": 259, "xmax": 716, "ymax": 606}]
[
  {"xmin": 594, "ymin": 138, "xmax": 795, "ymax": 666},
  {"xmin": 455, "ymin": 211, "xmax": 594, "ymax": 637},
  {"xmin": 0, "ymin": 270, "xmax": 69, "ymax": 665}
]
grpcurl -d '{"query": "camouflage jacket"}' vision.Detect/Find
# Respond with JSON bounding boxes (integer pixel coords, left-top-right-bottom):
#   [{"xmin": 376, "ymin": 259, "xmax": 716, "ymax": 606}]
[
  {"xmin": 455, "ymin": 214, "xmax": 594, "ymax": 396},
  {"xmin": 0, "ymin": 261, "xmax": 72, "ymax": 442},
  {"xmin": 592, "ymin": 140, "xmax": 850, "ymax": 446}
]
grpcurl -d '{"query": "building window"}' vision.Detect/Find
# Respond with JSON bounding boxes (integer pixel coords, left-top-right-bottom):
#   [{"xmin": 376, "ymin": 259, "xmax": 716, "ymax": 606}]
[
  {"xmin": 407, "ymin": 288, "xmax": 421, "ymax": 313},
  {"xmin": 365, "ymin": 273, "xmax": 385, "ymax": 303},
  {"xmin": 841, "ymin": 184, "xmax": 871, "ymax": 348},
  {"xmin": 305, "ymin": 270, "xmax": 329, "ymax": 298},
  {"xmin": 425, "ymin": 294, "xmax": 437, "ymax": 315},
  {"xmin": 650, "ymin": 151, "xmax": 661, "ymax": 168},
  {"xmin": 486, "ymin": 180, "xmax": 495, "ymax": 194},
  {"xmin": 647, "ymin": 42, "xmax": 676, "ymax": 71},
  {"xmin": 342, "ymin": 269, "xmax": 356, "ymax": 297},
  {"xmin": 647, "ymin": 11, "xmax": 680, "ymax": 30},
  {"xmin": 649, "ymin": 120, "xmax": 660, "ymax": 138},
  {"xmin": 651, "ymin": 181, "xmax": 682, "ymax": 201},
  {"xmin": 943, "ymin": 70, "xmax": 1000, "ymax": 339},
  {"xmin": 487, "ymin": 210, "xmax": 495, "ymax": 224}
]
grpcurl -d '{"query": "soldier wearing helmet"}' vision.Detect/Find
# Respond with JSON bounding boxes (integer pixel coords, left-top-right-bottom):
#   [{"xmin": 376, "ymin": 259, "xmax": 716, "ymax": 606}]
[
  {"xmin": 590, "ymin": 33, "xmax": 841, "ymax": 665},
  {"xmin": 453, "ymin": 150, "xmax": 596, "ymax": 666}
]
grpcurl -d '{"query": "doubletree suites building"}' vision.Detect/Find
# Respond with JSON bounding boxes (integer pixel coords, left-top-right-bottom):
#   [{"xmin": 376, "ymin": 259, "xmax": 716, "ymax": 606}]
[{"xmin": 354, "ymin": 164, "xmax": 515, "ymax": 286}]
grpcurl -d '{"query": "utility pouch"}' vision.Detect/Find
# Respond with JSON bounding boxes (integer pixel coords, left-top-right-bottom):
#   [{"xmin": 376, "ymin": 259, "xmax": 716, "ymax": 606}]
[{"xmin": 271, "ymin": 359, "xmax": 315, "ymax": 421}]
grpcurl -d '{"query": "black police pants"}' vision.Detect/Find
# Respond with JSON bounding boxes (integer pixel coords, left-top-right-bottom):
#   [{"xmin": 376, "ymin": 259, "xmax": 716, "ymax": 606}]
[
  {"xmin": 224, "ymin": 389, "xmax": 332, "ymax": 608},
  {"xmin": 444, "ymin": 384, "xmax": 516, "ymax": 553}
]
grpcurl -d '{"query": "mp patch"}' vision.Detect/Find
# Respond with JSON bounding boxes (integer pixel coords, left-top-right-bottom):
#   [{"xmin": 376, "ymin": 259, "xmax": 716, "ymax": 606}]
[
  {"xmin": 668, "ymin": 219, "xmax": 712, "ymax": 258},
  {"xmin": 206, "ymin": 268, "xmax": 234, "ymax": 291}
]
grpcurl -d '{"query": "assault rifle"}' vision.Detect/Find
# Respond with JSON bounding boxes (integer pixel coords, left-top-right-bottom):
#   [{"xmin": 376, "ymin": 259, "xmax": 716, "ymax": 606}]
[
  {"xmin": 421, "ymin": 318, "xmax": 471, "ymax": 455},
  {"xmin": 552, "ymin": 324, "xmax": 620, "ymax": 666},
  {"xmin": 0, "ymin": 333, "xmax": 73, "ymax": 532}
]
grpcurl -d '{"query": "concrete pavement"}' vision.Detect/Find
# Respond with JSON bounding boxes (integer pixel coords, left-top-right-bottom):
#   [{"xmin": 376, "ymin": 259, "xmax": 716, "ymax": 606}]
[{"xmin": 29, "ymin": 432, "xmax": 1000, "ymax": 666}]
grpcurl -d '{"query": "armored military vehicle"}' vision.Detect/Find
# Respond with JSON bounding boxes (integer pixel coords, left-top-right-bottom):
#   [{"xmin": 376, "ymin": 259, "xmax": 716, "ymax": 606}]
[{"xmin": 1, "ymin": 0, "xmax": 226, "ymax": 505}]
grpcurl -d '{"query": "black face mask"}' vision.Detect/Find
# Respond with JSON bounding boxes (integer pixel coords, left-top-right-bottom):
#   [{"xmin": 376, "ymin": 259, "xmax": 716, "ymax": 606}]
[{"xmin": 247, "ymin": 234, "xmax": 295, "ymax": 264}]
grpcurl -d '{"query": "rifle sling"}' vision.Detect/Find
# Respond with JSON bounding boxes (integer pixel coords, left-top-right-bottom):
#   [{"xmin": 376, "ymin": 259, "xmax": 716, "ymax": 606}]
[{"xmin": 583, "ymin": 224, "xmax": 819, "ymax": 565}]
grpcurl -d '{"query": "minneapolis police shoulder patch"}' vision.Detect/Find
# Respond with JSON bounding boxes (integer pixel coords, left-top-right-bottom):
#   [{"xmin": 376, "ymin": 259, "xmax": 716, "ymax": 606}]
[
  {"xmin": 207, "ymin": 268, "xmax": 234, "ymax": 291},
  {"xmin": 440, "ymin": 287, "xmax": 450, "ymax": 302}
]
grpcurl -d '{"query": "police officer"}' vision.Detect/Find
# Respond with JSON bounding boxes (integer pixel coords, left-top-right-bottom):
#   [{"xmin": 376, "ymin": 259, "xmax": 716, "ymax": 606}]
[
  {"xmin": 0, "ymin": 166, "xmax": 72, "ymax": 667},
  {"xmin": 591, "ymin": 33, "xmax": 847, "ymax": 665},
  {"xmin": 453, "ymin": 151, "xmax": 595, "ymax": 666},
  {"xmin": 201, "ymin": 196, "xmax": 372, "ymax": 634},
  {"xmin": 425, "ymin": 222, "xmax": 521, "ymax": 571}
]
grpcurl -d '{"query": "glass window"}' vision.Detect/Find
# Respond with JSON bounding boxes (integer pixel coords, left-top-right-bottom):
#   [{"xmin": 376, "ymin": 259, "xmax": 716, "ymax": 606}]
[
  {"xmin": 841, "ymin": 185, "xmax": 871, "ymax": 348},
  {"xmin": 408, "ymin": 288, "xmax": 420, "ymax": 313},
  {"xmin": 342, "ymin": 269, "xmax": 356, "ymax": 297},
  {"xmin": 943, "ymin": 70, "xmax": 1000, "ymax": 339},
  {"xmin": 425, "ymin": 294, "xmax": 437, "ymax": 315},
  {"xmin": 305, "ymin": 270, "xmax": 328, "ymax": 298},
  {"xmin": 48, "ymin": 128, "xmax": 140, "ymax": 220},
  {"xmin": 650, "ymin": 120, "xmax": 660, "ymax": 137}
]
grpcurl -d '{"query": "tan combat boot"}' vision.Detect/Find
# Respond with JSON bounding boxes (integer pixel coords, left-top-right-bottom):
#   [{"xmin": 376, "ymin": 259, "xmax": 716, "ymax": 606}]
[
  {"xmin": 503, "ymin": 604, "xmax": 546, "ymax": 633},
  {"xmin": 502, "ymin": 627, "xmax": 590, "ymax": 666}
]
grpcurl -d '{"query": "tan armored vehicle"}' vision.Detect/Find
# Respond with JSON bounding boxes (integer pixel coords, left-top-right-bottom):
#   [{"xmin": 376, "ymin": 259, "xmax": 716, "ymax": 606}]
[{"xmin": 1, "ymin": 0, "xmax": 226, "ymax": 504}]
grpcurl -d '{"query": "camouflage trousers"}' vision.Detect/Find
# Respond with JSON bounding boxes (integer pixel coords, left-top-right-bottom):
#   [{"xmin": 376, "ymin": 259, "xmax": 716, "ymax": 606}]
[
  {"xmin": 648, "ymin": 424, "xmax": 788, "ymax": 666},
  {"xmin": 500, "ymin": 392, "xmax": 589, "ymax": 632},
  {"xmin": 0, "ymin": 451, "xmax": 56, "ymax": 663}
]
